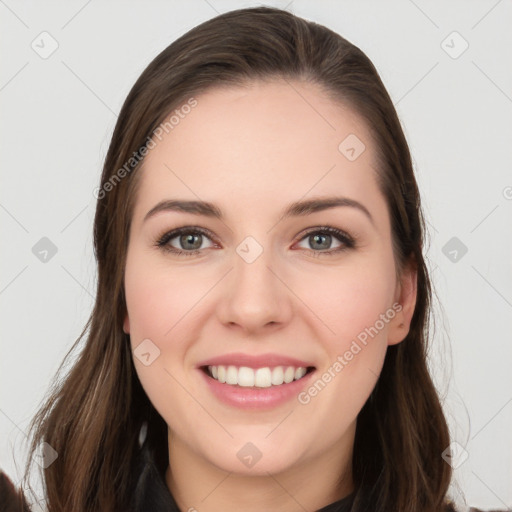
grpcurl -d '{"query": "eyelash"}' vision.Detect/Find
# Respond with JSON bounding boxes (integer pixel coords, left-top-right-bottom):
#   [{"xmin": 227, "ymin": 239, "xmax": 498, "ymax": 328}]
[{"xmin": 154, "ymin": 225, "xmax": 356, "ymax": 257}]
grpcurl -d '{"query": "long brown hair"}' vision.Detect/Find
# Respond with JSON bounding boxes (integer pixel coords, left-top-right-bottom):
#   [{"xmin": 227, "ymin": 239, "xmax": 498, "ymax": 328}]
[{"xmin": 19, "ymin": 6, "xmax": 453, "ymax": 511}]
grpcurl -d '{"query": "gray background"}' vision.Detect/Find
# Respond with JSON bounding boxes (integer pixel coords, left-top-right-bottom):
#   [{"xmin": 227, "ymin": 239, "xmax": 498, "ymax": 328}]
[{"xmin": 1, "ymin": 1, "xmax": 511, "ymax": 510}]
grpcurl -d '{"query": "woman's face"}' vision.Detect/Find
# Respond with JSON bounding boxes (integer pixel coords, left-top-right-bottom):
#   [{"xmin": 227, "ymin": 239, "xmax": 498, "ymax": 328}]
[{"xmin": 123, "ymin": 79, "xmax": 416, "ymax": 476}]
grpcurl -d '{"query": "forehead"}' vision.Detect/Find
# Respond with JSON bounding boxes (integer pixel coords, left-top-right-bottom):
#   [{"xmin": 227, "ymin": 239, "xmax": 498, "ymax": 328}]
[{"xmin": 132, "ymin": 79, "xmax": 385, "ymax": 224}]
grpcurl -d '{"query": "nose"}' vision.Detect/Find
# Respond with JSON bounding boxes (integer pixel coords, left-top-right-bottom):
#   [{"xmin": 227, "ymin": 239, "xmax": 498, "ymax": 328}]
[{"xmin": 216, "ymin": 242, "xmax": 294, "ymax": 334}]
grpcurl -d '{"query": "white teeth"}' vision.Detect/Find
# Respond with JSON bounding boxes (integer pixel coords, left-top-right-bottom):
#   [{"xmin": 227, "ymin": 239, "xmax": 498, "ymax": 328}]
[
  {"xmin": 238, "ymin": 366, "xmax": 255, "ymax": 387},
  {"xmin": 226, "ymin": 365, "xmax": 238, "ymax": 385},
  {"xmin": 206, "ymin": 365, "xmax": 309, "ymax": 387},
  {"xmin": 294, "ymin": 367, "xmax": 306, "ymax": 380},
  {"xmin": 284, "ymin": 366, "xmax": 295, "ymax": 383},
  {"xmin": 271, "ymin": 366, "xmax": 284, "ymax": 385},
  {"xmin": 254, "ymin": 368, "xmax": 272, "ymax": 388}
]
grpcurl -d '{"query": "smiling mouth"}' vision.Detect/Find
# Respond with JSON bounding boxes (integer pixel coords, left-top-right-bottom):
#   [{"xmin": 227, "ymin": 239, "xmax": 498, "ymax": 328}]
[{"xmin": 200, "ymin": 365, "xmax": 316, "ymax": 388}]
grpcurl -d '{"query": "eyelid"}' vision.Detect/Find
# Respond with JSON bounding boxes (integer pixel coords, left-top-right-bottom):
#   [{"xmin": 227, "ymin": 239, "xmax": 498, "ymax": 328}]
[
  {"xmin": 295, "ymin": 225, "xmax": 355, "ymax": 242},
  {"xmin": 292, "ymin": 226, "xmax": 356, "ymax": 252},
  {"xmin": 155, "ymin": 226, "xmax": 218, "ymax": 253},
  {"xmin": 155, "ymin": 224, "xmax": 357, "ymax": 256}
]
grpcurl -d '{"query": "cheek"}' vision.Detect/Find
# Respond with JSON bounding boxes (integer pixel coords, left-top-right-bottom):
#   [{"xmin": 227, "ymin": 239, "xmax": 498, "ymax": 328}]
[
  {"xmin": 295, "ymin": 261, "xmax": 395, "ymax": 429},
  {"xmin": 300, "ymin": 256, "xmax": 397, "ymax": 345},
  {"xmin": 124, "ymin": 255, "xmax": 201, "ymax": 423},
  {"xmin": 124, "ymin": 251, "xmax": 205, "ymax": 340},
  {"xmin": 124, "ymin": 251, "xmax": 214, "ymax": 405}
]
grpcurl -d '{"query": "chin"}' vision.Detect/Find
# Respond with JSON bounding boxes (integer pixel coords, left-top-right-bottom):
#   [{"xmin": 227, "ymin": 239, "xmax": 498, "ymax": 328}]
[{"xmin": 204, "ymin": 439, "xmax": 306, "ymax": 476}]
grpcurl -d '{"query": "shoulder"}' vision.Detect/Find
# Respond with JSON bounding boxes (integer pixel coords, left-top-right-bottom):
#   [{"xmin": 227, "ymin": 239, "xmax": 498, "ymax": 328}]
[
  {"xmin": 0, "ymin": 470, "xmax": 31, "ymax": 511},
  {"xmin": 444, "ymin": 500, "xmax": 511, "ymax": 512}
]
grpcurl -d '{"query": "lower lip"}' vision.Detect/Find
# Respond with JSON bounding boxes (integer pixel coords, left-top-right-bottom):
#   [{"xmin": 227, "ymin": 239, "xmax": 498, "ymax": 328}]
[{"xmin": 198, "ymin": 368, "xmax": 316, "ymax": 410}]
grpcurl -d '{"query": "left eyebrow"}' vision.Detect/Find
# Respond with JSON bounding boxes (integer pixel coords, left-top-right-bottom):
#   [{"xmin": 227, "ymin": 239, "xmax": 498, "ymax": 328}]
[
  {"xmin": 143, "ymin": 196, "xmax": 374, "ymax": 226},
  {"xmin": 281, "ymin": 196, "xmax": 374, "ymax": 226}
]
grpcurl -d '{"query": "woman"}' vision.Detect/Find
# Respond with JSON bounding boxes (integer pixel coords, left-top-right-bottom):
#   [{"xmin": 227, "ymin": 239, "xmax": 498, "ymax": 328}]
[{"xmin": 9, "ymin": 6, "xmax": 486, "ymax": 512}]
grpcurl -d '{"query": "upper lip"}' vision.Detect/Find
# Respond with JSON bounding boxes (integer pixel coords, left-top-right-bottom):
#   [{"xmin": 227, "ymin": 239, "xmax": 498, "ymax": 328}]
[{"xmin": 197, "ymin": 352, "xmax": 316, "ymax": 369}]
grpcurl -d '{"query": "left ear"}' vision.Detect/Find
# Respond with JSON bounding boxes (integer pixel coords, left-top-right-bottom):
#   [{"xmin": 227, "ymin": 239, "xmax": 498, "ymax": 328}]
[{"xmin": 387, "ymin": 257, "xmax": 418, "ymax": 346}]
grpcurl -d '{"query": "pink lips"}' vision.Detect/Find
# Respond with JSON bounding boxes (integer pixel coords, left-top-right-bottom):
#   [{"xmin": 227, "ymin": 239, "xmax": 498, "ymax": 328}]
[
  {"xmin": 196, "ymin": 352, "xmax": 316, "ymax": 410},
  {"xmin": 199, "ymin": 368, "xmax": 315, "ymax": 410},
  {"xmin": 196, "ymin": 352, "xmax": 315, "ymax": 369}
]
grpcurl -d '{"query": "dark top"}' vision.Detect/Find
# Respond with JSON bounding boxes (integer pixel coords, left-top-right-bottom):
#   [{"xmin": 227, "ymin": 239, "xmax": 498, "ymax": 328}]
[
  {"xmin": 0, "ymin": 465, "xmax": 497, "ymax": 512},
  {"xmin": 137, "ymin": 466, "xmax": 355, "ymax": 512},
  {"xmin": 133, "ymin": 443, "xmax": 355, "ymax": 512},
  {"xmin": 150, "ymin": 478, "xmax": 354, "ymax": 512},
  {"xmin": 132, "ymin": 444, "xmax": 498, "ymax": 512}
]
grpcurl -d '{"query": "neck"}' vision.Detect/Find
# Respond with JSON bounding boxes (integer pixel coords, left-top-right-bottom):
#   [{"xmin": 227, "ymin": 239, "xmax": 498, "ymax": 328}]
[{"xmin": 165, "ymin": 422, "xmax": 355, "ymax": 512}]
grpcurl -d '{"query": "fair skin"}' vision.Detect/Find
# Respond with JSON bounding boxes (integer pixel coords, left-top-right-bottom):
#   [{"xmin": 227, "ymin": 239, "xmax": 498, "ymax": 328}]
[{"xmin": 123, "ymin": 79, "xmax": 417, "ymax": 512}]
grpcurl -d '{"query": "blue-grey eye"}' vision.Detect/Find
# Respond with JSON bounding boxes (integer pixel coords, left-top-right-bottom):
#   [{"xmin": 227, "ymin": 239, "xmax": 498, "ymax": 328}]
[{"xmin": 178, "ymin": 233, "xmax": 203, "ymax": 250}]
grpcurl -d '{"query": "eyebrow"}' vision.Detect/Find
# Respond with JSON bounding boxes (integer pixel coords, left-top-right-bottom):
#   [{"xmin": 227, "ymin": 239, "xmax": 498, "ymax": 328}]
[{"xmin": 143, "ymin": 196, "xmax": 374, "ymax": 225}]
